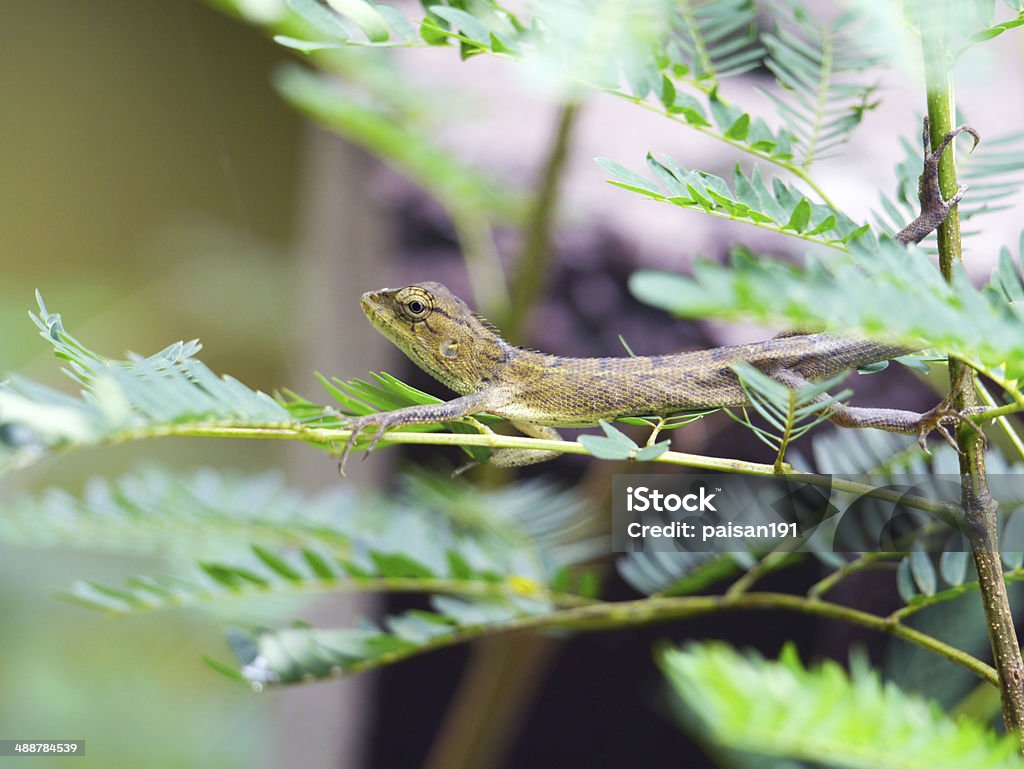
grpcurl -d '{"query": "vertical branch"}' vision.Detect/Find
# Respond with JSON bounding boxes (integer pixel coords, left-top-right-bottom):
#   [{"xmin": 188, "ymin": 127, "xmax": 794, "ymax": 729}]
[
  {"xmin": 423, "ymin": 99, "xmax": 582, "ymax": 769},
  {"xmin": 502, "ymin": 100, "xmax": 581, "ymax": 342},
  {"xmin": 452, "ymin": 206, "xmax": 510, "ymax": 319},
  {"xmin": 422, "ymin": 634, "xmax": 559, "ymax": 769},
  {"xmin": 918, "ymin": 5, "xmax": 1024, "ymax": 740}
]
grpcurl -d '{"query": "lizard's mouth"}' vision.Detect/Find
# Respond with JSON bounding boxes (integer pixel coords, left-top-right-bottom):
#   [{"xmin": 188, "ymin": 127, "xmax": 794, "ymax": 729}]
[
  {"xmin": 360, "ymin": 291, "xmax": 391, "ymax": 329},
  {"xmin": 360, "ymin": 290, "xmax": 383, "ymax": 316},
  {"xmin": 360, "ymin": 290, "xmax": 415, "ymax": 350}
]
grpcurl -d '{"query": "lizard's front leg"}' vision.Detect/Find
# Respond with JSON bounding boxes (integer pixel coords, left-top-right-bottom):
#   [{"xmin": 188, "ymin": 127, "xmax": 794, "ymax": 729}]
[
  {"xmin": 895, "ymin": 117, "xmax": 980, "ymax": 245},
  {"xmin": 338, "ymin": 393, "xmax": 489, "ymax": 475}
]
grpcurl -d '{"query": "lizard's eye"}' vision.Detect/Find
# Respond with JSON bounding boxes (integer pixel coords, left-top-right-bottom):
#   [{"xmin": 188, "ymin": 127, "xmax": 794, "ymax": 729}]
[{"xmin": 395, "ymin": 287, "xmax": 434, "ymax": 321}]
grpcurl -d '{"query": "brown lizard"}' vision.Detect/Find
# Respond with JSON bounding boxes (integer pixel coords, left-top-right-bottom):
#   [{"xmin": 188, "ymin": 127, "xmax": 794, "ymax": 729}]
[{"xmin": 338, "ymin": 121, "xmax": 981, "ymax": 473}]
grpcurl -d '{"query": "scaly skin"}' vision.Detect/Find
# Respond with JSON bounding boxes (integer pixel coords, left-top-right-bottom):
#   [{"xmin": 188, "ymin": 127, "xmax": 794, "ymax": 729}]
[{"xmin": 339, "ymin": 122, "xmax": 980, "ymax": 472}]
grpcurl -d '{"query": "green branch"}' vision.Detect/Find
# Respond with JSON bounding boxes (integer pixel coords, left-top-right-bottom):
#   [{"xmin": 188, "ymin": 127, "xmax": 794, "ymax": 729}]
[
  {"xmin": 279, "ymin": 591, "xmax": 997, "ymax": 688},
  {"xmin": 92, "ymin": 421, "xmax": 962, "ymax": 519},
  {"xmin": 503, "ymin": 100, "xmax": 580, "ymax": 340},
  {"xmin": 888, "ymin": 567, "xmax": 1024, "ymax": 623},
  {"xmin": 807, "ymin": 552, "xmax": 899, "ymax": 600},
  {"xmin": 920, "ymin": 8, "xmax": 1024, "ymax": 739},
  {"xmin": 72, "ymin": 574, "xmax": 596, "ymax": 617},
  {"xmin": 973, "ymin": 381, "xmax": 1024, "ymax": 461}
]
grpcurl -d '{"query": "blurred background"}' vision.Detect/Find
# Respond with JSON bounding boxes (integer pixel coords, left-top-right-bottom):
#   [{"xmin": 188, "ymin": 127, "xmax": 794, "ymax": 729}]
[{"xmin": 1, "ymin": 1, "xmax": 1022, "ymax": 767}]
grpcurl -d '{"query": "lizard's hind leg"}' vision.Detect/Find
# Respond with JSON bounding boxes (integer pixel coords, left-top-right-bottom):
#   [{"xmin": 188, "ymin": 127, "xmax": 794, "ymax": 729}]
[
  {"xmin": 492, "ymin": 422, "xmax": 565, "ymax": 468},
  {"xmin": 770, "ymin": 369, "xmax": 965, "ymax": 453}
]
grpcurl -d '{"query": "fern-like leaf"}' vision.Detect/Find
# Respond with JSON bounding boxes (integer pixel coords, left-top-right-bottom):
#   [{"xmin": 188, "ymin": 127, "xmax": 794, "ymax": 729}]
[
  {"xmin": 62, "ymin": 540, "xmax": 593, "ymax": 617},
  {"xmin": 953, "ymin": 8, "xmax": 1024, "ymax": 55},
  {"xmin": 762, "ymin": 3, "xmax": 882, "ymax": 168},
  {"xmin": 669, "ymin": 0, "xmax": 764, "ymax": 87},
  {"xmin": 0, "ymin": 466, "xmax": 355, "ymax": 557},
  {"xmin": 224, "ymin": 592, "xmax": 559, "ymax": 686},
  {"xmin": 216, "ymin": 0, "xmax": 862, "ymax": 179},
  {"xmin": 729, "ymin": 362, "xmax": 851, "ymax": 457},
  {"xmin": 597, "ymin": 155, "xmax": 865, "ymax": 247},
  {"xmin": 618, "ymin": 550, "xmax": 743, "ymax": 596},
  {"xmin": 629, "ymin": 237, "xmax": 1024, "ymax": 382},
  {"xmin": 1, "ymin": 467, "xmax": 605, "ymax": 596},
  {"xmin": 661, "ymin": 642, "xmax": 1024, "ymax": 769},
  {"xmin": 1, "ymin": 295, "xmax": 295, "ymax": 470}
]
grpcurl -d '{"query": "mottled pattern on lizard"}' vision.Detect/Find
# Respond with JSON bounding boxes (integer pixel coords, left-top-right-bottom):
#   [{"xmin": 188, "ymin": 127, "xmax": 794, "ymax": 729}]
[{"xmin": 338, "ymin": 121, "xmax": 979, "ymax": 472}]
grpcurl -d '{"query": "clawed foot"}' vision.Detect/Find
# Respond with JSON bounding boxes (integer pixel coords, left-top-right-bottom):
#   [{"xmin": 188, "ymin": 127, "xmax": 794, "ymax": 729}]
[
  {"xmin": 915, "ymin": 397, "xmax": 960, "ymax": 454},
  {"xmin": 337, "ymin": 414, "xmax": 391, "ymax": 476},
  {"xmin": 896, "ymin": 117, "xmax": 981, "ymax": 245},
  {"xmin": 918, "ymin": 117, "xmax": 980, "ymax": 215},
  {"xmin": 915, "ymin": 397, "xmax": 988, "ymax": 455}
]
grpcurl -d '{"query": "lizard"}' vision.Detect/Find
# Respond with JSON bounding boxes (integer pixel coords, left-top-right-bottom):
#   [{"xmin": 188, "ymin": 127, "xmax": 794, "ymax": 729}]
[{"xmin": 337, "ymin": 121, "xmax": 982, "ymax": 474}]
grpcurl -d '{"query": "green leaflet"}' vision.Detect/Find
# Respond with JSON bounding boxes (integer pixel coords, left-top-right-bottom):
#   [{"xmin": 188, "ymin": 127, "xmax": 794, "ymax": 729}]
[
  {"xmin": 762, "ymin": 5, "xmax": 882, "ymax": 168},
  {"xmin": 629, "ymin": 236, "xmax": 1024, "ymax": 382},
  {"xmin": 661, "ymin": 642, "xmax": 1024, "ymax": 769},
  {"xmin": 598, "ymin": 154, "xmax": 862, "ymax": 247},
  {"xmin": 1, "ymin": 295, "xmax": 293, "ymax": 470}
]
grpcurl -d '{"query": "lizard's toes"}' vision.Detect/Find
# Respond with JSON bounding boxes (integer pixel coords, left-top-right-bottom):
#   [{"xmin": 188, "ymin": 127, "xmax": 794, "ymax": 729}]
[
  {"xmin": 918, "ymin": 433, "xmax": 932, "ymax": 455},
  {"xmin": 949, "ymin": 184, "xmax": 969, "ymax": 207},
  {"xmin": 338, "ymin": 432, "xmax": 359, "ymax": 476},
  {"xmin": 959, "ymin": 125, "xmax": 981, "ymax": 152},
  {"xmin": 338, "ymin": 416, "xmax": 377, "ymax": 475},
  {"xmin": 366, "ymin": 425, "xmax": 387, "ymax": 454},
  {"xmin": 451, "ymin": 460, "xmax": 480, "ymax": 478},
  {"xmin": 935, "ymin": 422, "xmax": 963, "ymax": 455}
]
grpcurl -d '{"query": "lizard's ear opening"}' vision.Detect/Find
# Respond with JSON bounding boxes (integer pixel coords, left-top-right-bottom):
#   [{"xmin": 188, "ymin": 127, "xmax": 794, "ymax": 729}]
[{"xmin": 439, "ymin": 339, "xmax": 459, "ymax": 358}]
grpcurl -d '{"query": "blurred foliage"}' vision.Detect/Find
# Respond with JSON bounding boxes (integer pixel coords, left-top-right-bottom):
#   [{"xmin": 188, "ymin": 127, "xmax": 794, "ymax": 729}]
[
  {"xmin": 0, "ymin": 3, "xmax": 305, "ymax": 766},
  {"xmin": 5, "ymin": 0, "xmax": 1024, "ymax": 767},
  {"xmin": 631, "ymin": 234, "xmax": 1024, "ymax": 384},
  {"xmin": 662, "ymin": 642, "xmax": 1024, "ymax": 768}
]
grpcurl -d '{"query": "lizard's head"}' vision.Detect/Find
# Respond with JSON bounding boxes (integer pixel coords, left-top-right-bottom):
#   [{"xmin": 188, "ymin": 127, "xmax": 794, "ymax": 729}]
[{"xmin": 360, "ymin": 282, "xmax": 510, "ymax": 394}]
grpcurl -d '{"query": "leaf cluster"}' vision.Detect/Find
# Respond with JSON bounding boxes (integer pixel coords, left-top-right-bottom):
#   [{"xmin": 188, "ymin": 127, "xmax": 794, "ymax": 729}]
[
  {"xmin": 662, "ymin": 642, "xmax": 1024, "ymax": 769},
  {"xmin": 630, "ymin": 234, "xmax": 1024, "ymax": 385},
  {"xmin": 1, "ymin": 295, "xmax": 291, "ymax": 470},
  {"xmin": 597, "ymin": 154, "xmax": 866, "ymax": 247},
  {"xmin": 263, "ymin": 0, "xmax": 886, "ymax": 181},
  {"xmin": 0, "ymin": 465, "xmax": 605, "ymax": 685}
]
